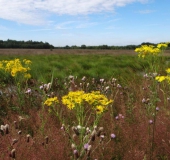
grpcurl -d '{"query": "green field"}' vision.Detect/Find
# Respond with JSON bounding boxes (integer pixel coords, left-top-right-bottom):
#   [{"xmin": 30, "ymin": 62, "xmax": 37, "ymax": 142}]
[{"xmin": 0, "ymin": 53, "xmax": 149, "ymax": 83}]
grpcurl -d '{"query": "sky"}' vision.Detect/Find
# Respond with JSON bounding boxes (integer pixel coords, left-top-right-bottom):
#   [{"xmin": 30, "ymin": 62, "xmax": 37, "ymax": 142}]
[{"xmin": 0, "ymin": 0, "xmax": 169, "ymax": 47}]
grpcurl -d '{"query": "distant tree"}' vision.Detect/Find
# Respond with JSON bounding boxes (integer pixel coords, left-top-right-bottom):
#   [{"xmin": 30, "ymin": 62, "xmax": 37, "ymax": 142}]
[
  {"xmin": 64, "ymin": 45, "xmax": 70, "ymax": 49},
  {"xmin": 141, "ymin": 42, "xmax": 156, "ymax": 46},
  {"xmin": 71, "ymin": 45, "xmax": 78, "ymax": 49},
  {"xmin": 0, "ymin": 39, "xmax": 54, "ymax": 49},
  {"xmin": 98, "ymin": 45, "xmax": 109, "ymax": 49},
  {"xmin": 81, "ymin": 44, "xmax": 86, "ymax": 49}
]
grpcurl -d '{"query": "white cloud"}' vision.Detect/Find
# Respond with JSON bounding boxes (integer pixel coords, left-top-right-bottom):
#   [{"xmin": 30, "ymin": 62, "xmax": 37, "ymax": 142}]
[{"xmin": 0, "ymin": 0, "xmax": 149, "ymax": 25}]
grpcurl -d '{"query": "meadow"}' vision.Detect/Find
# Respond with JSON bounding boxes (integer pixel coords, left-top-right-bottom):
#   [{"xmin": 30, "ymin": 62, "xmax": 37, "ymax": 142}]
[{"xmin": 1, "ymin": 46, "xmax": 170, "ymax": 160}]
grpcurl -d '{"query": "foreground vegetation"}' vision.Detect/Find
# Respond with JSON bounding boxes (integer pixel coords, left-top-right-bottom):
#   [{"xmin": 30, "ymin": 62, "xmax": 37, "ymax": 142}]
[{"xmin": 1, "ymin": 43, "xmax": 170, "ymax": 160}]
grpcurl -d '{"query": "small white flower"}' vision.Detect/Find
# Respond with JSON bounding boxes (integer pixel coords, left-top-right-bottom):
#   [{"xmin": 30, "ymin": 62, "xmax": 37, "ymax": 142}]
[
  {"xmin": 25, "ymin": 88, "xmax": 31, "ymax": 94},
  {"xmin": 100, "ymin": 79, "xmax": 104, "ymax": 83},
  {"xmin": 105, "ymin": 86, "xmax": 109, "ymax": 91},
  {"xmin": 82, "ymin": 76, "xmax": 86, "ymax": 81},
  {"xmin": 77, "ymin": 125, "xmax": 81, "ymax": 129},
  {"xmin": 40, "ymin": 85, "xmax": 43, "ymax": 89},
  {"xmin": 117, "ymin": 84, "xmax": 121, "ymax": 88}
]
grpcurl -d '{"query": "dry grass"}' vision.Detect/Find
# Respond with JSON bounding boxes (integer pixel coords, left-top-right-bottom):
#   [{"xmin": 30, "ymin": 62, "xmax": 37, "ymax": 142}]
[
  {"xmin": 0, "ymin": 49, "xmax": 146, "ymax": 56},
  {"xmin": 0, "ymin": 49, "xmax": 136, "ymax": 55},
  {"xmin": 0, "ymin": 49, "xmax": 170, "ymax": 56}
]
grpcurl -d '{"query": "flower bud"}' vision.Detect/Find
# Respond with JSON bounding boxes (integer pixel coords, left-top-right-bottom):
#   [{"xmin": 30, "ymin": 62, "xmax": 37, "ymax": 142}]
[
  {"xmin": 72, "ymin": 126, "xmax": 79, "ymax": 136},
  {"xmin": 73, "ymin": 150, "xmax": 79, "ymax": 159},
  {"xmin": 1, "ymin": 124, "xmax": 9, "ymax": 134},
  {"xmin": 100, "ymin": 134, "xmax": 105, "ymax": 142},
  {"xmin": 84, "ymin": 143, "xmax": 89, "ymax": 151},
  {"xmin": 86, "ymin": 127, "xmax": 91, "ymax": 134},
  {"xmin": 18, "ymin": 130, "xmax": 22, "ymax": 135},
  {"xmin": 10, "ymin": 149, "xmax": 16, "ymax": 158},
  {"xmin": 61, "ymin": 124, "xmax": 65, "ymax": 131},
  {"xmin": 149, "ymin": 120, "xmax": 153, "ymax": 124},
  {"xmin": 96, "ymin": 127, "xmax": 104, "ymax": 137},
  {"xmin": 12, "ymin": 139, "xmax": 18, "ymax": 145},
  {"xmin": 45, "ymin": 136, "xmax": 49, "ymax": 144},
  {"xmin": 72, "ymin": 134, "xmax": 77, "ymax": 140},
  {"xmin": 27, "ymin": 134, "xmax": 30, "ymax": 142},
  {"xmin": 71, "ymin": 143, "xmax": 76, "ymax": 150},
  {"xmin": 13, "ymin": 121, "xmax": 18, "ymax": 129},
  {"xmin": 156, "ymin": 107, "xmax": 159, "ymax": 111},
  {"xmin": 82, "ymin": 76, "xmax": 86, "ymax": 81},
  {"xmin": 111, "ymin": 133, "xmax": 116, "ymax": 139},
  {"xmin": 90, "ymin": 129, "xmax": 96, "ymax": 141},
  {"xmin": 87, "ymin": 145, "xmax": 92, "ymax": 157}
]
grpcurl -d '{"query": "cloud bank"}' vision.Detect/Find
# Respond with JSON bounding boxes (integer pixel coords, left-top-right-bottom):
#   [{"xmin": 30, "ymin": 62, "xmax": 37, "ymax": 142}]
[{"xmin": 0, "ymin": 0, "xmax": 148, "ymax": 25}]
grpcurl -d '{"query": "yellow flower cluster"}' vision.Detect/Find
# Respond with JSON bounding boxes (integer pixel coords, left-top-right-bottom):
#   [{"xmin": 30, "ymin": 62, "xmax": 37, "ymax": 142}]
[
  {"xmin": 44, "ymin": 97, "xmax": 59, "ymax": 106},
  {"xmin": 155, "ymin": 68, "xmax": 170, "ymax": 83},
  {"xmin": 62, "ymin": 90, "xmax": 113, "ymax": 114},
  {"xmin": 0, "ymin": 59, "xmax": 31, "ymax": 78},
  {"xmin": 155, "ymin": 76, "xmax": 166, "ymax": 82},
  {"xmin": 157, "ymin": 43, "xmax": 168, "ymax": 50},
  {"xmin": 62, "ymin": 91, "xmax": 85, "ymax": 109},
  {"xmin": 135, "ymin": 43, "xmax": 168, "ymax": 58}
]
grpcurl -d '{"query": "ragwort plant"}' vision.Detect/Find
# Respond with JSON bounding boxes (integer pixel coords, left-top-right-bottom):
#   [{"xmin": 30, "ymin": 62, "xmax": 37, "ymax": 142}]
[
  {"xmin": 0, "ymin": 59, "xmax": 31, "ymax": 113},
  {"xmin": 135, "ymin": 43, "xmax": 169, "ymax": 160},
  {"xmin": 43, "ymin": 79, "xmax": 114, "ymax": 159}
]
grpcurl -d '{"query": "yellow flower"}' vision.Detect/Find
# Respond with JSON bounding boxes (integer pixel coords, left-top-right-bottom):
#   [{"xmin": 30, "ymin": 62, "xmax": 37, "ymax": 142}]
[
  {"xmin": 84, "ymin": 91, "xmax": 113, "ymax": 107},
  {"xmin": 135, "ymin": 45, "xmax": 162, "ymax": 58},
  {"xmin": 24, "ymin": 73, "xmax": 31, "ymax": 79},
  {"xmin": 0, "ymin": 62, "xmax": 4, "ymax": 69},
  {"xmin": 0, "ymin": 58, "xmax": 32, "ymax": 78},
  {"xmin": 166, "ymin": 68, "xmax": 170, "ymax": 73},
  {"xmin": 166, "ymin": 76, "xmax": 170, "ymax": 83},
  {"xmin": 96, "ymin": 105, "xmax": 104, "ymax": 114},
  {"xmin": 157, "ymin": 43, "xmax": 168, "ymax": 50},
  {"xmin": 62, "ymin": 90, "xmax": 113, "ymax": 112},
  {"xmin": 62, "ymin": 91, "xmax": 85, "ymax": 110},
  {"xmin": 155, "ymin": 76, "xmax": 166, "ymax": 82},
  {"xmin": 44, "ymin": 97, "xmax": 59, "ymax": 106},
  {"xmin": 23, "ymin": 59, "xmax": 32, "ymax": 65}
]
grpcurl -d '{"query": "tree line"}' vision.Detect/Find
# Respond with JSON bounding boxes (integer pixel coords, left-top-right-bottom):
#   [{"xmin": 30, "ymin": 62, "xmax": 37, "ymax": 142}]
[
  {"xmin": 0, "ymin": 40, "xmax": 169, "ymax": 50},
  {"xmin": 57, "ymin": 44, "xmax": 140, "ymax": 50},
  {"xmin": 56, "ymin": 42, "xmax": 170, "ymax": 50},
  {"xmin": 0, "ymin": 39, "xmax": 54, "ymax": 49}
]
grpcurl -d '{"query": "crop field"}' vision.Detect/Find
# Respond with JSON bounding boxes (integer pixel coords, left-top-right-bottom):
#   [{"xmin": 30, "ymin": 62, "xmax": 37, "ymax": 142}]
[{"xmin": 1, "ymin": 46, "xmax": 170, "ymax": 160}]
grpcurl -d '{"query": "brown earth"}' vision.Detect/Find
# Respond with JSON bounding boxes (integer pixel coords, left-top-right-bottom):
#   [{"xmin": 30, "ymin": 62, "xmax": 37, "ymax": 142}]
[{"xmin": 0, "ymin": 49, "xmax": 170, "ymax": 56}]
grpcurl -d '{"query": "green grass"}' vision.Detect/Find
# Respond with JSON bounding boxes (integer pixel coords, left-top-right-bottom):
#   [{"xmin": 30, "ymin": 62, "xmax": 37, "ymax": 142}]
[{"xmin": 0, "ymin": 53, "xmax": 157, "ymax": 84}]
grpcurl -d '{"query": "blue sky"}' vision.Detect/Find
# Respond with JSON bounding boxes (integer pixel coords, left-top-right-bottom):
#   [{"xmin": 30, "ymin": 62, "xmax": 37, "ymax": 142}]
[{"xmin": 0, "ymin": 0, "xmax": 169, "ymax": 47}]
